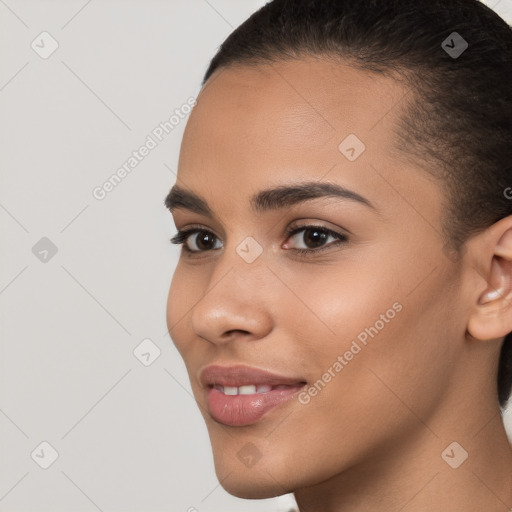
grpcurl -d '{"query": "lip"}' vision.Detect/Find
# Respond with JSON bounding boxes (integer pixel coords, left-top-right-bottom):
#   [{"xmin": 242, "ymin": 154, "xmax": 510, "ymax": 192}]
[
  {"xmin": 200, "ymin": 364, "xmax": 306, "ymax": 388},
  {"xmin": 199, "ymin": 364, "xmax": 307, "ymax": 427}
]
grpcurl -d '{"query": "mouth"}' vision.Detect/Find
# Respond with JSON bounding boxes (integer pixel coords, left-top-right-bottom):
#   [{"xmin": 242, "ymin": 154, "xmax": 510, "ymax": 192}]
[
  {"xmin": 199, "ymin": 364, "xmax": 307, "ymax": 427},
  {"xmin": 210, "ymin": 383, "xmax": 300, "ymax": 395}
]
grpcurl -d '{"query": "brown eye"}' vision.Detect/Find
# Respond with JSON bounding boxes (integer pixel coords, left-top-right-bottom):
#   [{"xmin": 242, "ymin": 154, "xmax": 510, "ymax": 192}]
[
  {"xmin": 188, "ymin": 231, "xmax": 218, "ymax": 251},
  {"xmin": 284, "ymin": 225, "xmax": 348, "ymax": 254},
  {"xmin": 170, "ymin": 224, "xmax": 348, "ymax": 257},
  {"xmin": 170, "ymin": 228, "xmax": 222, "ymax": 253}
]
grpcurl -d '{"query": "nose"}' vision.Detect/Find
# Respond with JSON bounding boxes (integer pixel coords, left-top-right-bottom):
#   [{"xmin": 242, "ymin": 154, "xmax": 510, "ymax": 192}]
[{"xmin": 190, "ymin": 262, "xmax": 274, "ymax": 346}]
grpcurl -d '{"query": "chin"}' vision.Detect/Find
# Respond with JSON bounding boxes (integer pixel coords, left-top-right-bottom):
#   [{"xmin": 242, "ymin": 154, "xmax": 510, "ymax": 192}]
[
  {"xmin": 211, "ymin": 446, "xmax": 295, "ymax": 499},
  {"xmin": 217, "ymin": 472, "xmax": 289, "ymax": 500}
]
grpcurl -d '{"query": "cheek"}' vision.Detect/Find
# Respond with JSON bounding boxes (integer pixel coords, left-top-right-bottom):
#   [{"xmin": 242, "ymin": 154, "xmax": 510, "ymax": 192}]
[
  {"xmin": 272, "ymin": 253, "xmax": 406, "ymax": 350},
  {"xmin": 256, "ymin": 261, "xmax": 454, "ymax": 461},
  {"xmin": 166, "ymin": 265, "xmax": 198, "ymax": 356},
  {"xmin": 293, "ymin": 263, "xmax": 460, "ymax": 452}
]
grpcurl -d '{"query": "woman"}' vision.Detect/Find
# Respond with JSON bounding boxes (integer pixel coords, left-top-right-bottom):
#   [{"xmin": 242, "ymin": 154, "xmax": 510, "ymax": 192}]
[{"xmin": 164, "ymin": 0, "xmax": 512, "ymax": 510}]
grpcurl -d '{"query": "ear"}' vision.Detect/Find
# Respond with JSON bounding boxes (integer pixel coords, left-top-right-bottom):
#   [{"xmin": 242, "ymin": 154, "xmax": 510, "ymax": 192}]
[{"xmin": 467, "ymin": 216, "xmax": 512, "ymax": 341}]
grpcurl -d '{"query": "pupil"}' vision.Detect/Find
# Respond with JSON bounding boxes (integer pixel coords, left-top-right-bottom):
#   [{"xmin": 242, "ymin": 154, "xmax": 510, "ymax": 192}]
[
  {"xmin": 305, "ymin": 229, "xmax": 327, "ymax": 248},
  {"xmin": 198, "ymin": 233, "xmax": 214, "ymax": 250}
]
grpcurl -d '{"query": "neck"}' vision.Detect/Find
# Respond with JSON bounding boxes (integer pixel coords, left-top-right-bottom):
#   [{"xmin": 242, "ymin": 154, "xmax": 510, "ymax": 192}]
[{"xmin": 294, "ymin": 399, "xmax": 512, "ymax": 512}]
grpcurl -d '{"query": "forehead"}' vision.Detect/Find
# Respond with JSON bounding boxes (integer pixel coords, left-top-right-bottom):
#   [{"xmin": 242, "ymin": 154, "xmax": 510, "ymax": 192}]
[
  {"xmin": 176, "ymin": 57, "xmax": 437, "ymax": 221},
  {"xmin": 183, "ymin": 57, "xmax": 408, "ymax": 152}
]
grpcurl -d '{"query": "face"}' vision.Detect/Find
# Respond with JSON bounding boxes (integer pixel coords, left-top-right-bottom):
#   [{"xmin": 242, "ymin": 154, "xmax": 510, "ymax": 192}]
[{"xmin": 166, "ymin": 57, "xmax": 466, "ymax": 499}]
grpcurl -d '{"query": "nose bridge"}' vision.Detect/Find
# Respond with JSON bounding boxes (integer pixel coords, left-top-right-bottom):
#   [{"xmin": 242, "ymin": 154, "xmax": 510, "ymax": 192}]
[
  {"xmin": 190, "ymin": 243, "xmax": 273, "ymax": 343},
  {"xmin": 209, "ymin": 230, "xmax": 272, "ymax": 297}
]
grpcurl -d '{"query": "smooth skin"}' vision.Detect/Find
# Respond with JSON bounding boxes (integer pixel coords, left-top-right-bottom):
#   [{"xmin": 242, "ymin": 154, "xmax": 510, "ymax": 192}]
[{"xmin": 166, "ymin": 57, "xmax": 512, "ymax": 511}]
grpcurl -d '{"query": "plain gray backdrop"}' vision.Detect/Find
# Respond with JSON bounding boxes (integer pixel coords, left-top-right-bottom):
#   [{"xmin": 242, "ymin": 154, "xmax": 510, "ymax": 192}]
[{"xmin": 1, "ymin": 1, "xmax": 511, "ymax": 511}]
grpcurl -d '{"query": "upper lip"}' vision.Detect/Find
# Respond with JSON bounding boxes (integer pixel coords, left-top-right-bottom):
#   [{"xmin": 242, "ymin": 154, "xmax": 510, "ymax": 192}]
[{"xmin": 199, "ymin": 364, "xmax": 307, "ymax": 388}]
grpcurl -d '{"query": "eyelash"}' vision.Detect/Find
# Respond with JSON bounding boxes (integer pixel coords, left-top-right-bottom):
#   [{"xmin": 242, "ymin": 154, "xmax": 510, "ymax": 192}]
[{"xmin": 169, "ymin": 224, "xmax": 348, "ymax": 258}]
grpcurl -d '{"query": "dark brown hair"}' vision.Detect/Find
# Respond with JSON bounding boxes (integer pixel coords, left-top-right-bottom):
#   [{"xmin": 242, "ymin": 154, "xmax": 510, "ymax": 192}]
[{"xmin": 200, "ymin": 0, "xmax": 512, "ymax": 407}]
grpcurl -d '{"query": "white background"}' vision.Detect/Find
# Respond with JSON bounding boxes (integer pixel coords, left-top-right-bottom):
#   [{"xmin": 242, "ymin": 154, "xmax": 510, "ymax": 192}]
[{"xmin": 1, "ymin": 1, "xmax": 511, "ymax": 511}]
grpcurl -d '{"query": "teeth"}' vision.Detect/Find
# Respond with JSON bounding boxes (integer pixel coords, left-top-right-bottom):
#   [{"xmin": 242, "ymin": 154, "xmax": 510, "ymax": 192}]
[
  {"xmin": 223, "ymin": 386, "xmax": 238, "ymax": 395},
  {"xmin": 214, "ymin": 384, "xmax": 274, "ymax": 395},
  {"xmin": 238, "ymin": 385, "xmax": 257, "ymax": 395}
]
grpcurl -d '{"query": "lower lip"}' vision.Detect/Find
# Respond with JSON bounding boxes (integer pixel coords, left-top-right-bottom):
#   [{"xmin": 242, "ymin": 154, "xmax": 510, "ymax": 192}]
[{"xmin": 206, "ymin": 385, "xmax": 305, "ymax": 427}]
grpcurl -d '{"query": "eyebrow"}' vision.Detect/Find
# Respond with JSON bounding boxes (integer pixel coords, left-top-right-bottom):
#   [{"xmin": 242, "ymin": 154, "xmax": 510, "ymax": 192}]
[{"xmin": 164, "ymin": 181, "xmax": 376, "ymax": 217}]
